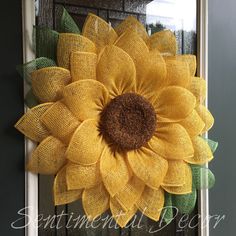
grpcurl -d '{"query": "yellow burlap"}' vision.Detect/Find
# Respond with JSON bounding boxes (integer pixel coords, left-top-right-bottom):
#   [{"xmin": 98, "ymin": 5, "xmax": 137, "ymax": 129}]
[
  {"xmin": 136, "ymin": 186, "xmax": 164, "ymax": 221},
  {"xmin": 27, "ymin": 136, "xmax": 66, "ymax": 174},
  {"xmin": 179, "ymin": 110, "xmax": 205, "ymax": 137},
  {"xmin": 97, "ymin": 45, "xmax": 136, "ymax": 98},
  {"xmin": 162, "ymin": 164, "xmax": 192, "ymax": 194},
  {"xmin": 114, "ymin": 175, "xmax": 145, "ymax": 211},
  {"xmin": 127, "ymin": 147, "xmax": 168, "ymax": 189},
  {"xmin": 188, "ymin": 76, "xmax": 206, "ymax": 104},
  {"xmin": 100, "ymin": 148, "xmax": 130, "ymax": 197},
  {"xmin": 31, "ymin": 67, "xmax": 71, "ymax": 102},
  {"xmin": 66, "ymin": 162, "xmax": 101, "ymax": 190},
  {"xmin": 148, "ymin": 30, "xmax": 177, "ymax": 55},
  {"xmin": 82, "ymin": 183, "xmax": 109, "ymax": 220},
  {"xmin": 82, "ymin": 13, "xmax": 118, "ymax": 53},
  {"xmin": 41, "ymin": 101, "xmax": 80, "ymax": 144},
  {"xmin": 154, "ymin": 86, "xmax": 196, "ymax": 122},
  {"xmin": 66, "ymin": 119, "xmax": 105, "ymax": 165},
  {"xmin": 110, "ymin": 198, "xmax": 137, "ymax": 228},
  {"xmin": 148, "ymin": 123, "xmax": 194, "ymax": 159},
  {"xmin": 162, "ymin": 160, "xmax": 186, "ymax": 187},
  {"xmin": 185, "ymin": 136, "xmax": 213, "ymax": 165},
  {"xmin": 115, "ymin": 16, "xmax": 148, "ymax": 42},
  {"xmin": 15, "ymin": 103, "xmax": 52, "ymax": 142},
  {"xmin": 70, "ymin": 52, "xmax": 97, "ymax": 81},
  {"xmin": 57, "ymin": 33, "xmax": 96, "ymax": 69},
  {"xmin": 196, "ymin": 105, "xmax": 214, "ymax": 133},
  {"xmin": 63, "ymin": 80, "xmax": 109, "ymax": 121},
  {"xmin": 54, "ymin": 166, "xmax": 82, "ymax": 205}
]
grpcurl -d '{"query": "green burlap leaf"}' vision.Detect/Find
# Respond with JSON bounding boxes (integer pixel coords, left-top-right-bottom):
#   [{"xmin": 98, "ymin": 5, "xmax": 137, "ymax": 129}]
[
  {"xmin": 191, "ymin": 166, "xmax": 215, "ymax": 190},
  {"xmin": 202, "ymin": 137, "xmax": 218, "ymax": 153},
  {"xmin": 33, "ymin": 26, "xmax": 59, "ymax": 60},
  {"xmin": 161, "ymin": 192, "xmax": 174, "ymax": 224},
  {"xmin": 60, "ymin": 7, "xmax": 80, "ymax": 34},
  {"xmin": 173, "ymin": 188, "xmax": 197, "ymax": 214},
  {"xmin": 25, "ymin": 89, "xmax": 39, "ymax": 108},
  {"xmin": 16, "ymin": 57, "xmax": 56, "ymax": 84}
]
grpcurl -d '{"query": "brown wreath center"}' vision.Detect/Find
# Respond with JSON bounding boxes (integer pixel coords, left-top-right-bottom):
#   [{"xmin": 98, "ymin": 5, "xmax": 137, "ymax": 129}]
[{"xmin": 100, "ymin": 93, "xmax": 157, "ymax": 150}]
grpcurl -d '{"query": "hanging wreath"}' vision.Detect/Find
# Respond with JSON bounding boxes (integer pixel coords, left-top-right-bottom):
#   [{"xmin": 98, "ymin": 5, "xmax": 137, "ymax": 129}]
[{"xmin": 15, "ymin": 8, "xmax": 217, "ymax": 227}]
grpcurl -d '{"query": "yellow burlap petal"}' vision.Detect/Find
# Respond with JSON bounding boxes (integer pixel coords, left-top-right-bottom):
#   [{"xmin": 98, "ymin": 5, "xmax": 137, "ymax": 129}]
[
  {"xmin": 115, "ymin": 30, "xmax": 149, "ymax": 67},
  {"xmin": 31, "ymin": 67, "xmax": 71, "ymax": 102},
  {"xmin": 127, "ymin": 147, "xmax": 168, "ymax": 189},
  {"xmin": 54, "ymin": 166, "xmax": 82, "ymax": 205},
  {"xmin": 66, "ymin": 119, "xmax": 105, "ymax": 165},
  {"xmin": 136, "ymin": 186, "xmax": 164, "ymax": 221},
  {"xmin": 70, "ymin": 52, "xmax": 97, "ymax": 81},
  {"xmin": 82, "ymin": 183, "xmax": 109, "ymax": 220},
  {"xmin": 57, "ymin": 33, "xmax": 96, "ymax": 69},
  {"xmin": 66, "ymin": 162, "xmax": 101, "ymax": 190},
  {"xmin": 162, "ymin": 160, "xmax": 186, "ymax": 187},
  {"xmin": 82, "ymin": 13, "xmax": 118, "ymax": 53},
  {"xmin": 148, "ymin": 30, "xmax": 177, "ymax": 55},
  {"xmin": 164, "ymin": 57, "xmax": 191, "ymax": 87},
  {"xmin": 196, "ymin": 105, "xmax": 214, "ymax": 133},
  {"xmin": 15, "ymin": 103, "xmax": 52, "ymax": 142},
  {"xmin": 97, "ymin": 45, "xmax": 136, "ymax": 97},
  {"xmin": 162, "ymin": 164, "xmax": 192, "ymax": 194},
  {"xmin": 27, "ymin": 136, "xmax": 66, "ymax": 174},
  {"xmin": 179, "ymin": 110, "xmax": 205, "ymax": 137},
  {"xmin": 188, "ymin": 76, "xmax": 206, "ymax": 104},
  {"xmin": 148, "ymin": 123, "xmax": 194, "ymax": 159},
  {"xmin": 154, "ymin": 86, "xmax": 196, "ymax": 122},
  {"xmin": 115, "ymin": 175, "xmax": 145, "ymax": 211},
  {"xmin": 115, "ymin": 16, "xmax": 148, "ymax": 42},
  {"xmin": 63, "ymin": 80, "xmax": 109, "ymax": 121},
  {"xmin": 100, "ymin": 147, "xmax": 130, "ymax": 197},
  {"xmin": 41, "ymin": 101, "xmax": 80, "ymax": 144},
  {"xmin": 135, "ymin": 50, "xmax": 167, "ymax": 100},
  {"xmin": 110, "ymin": 198, "xmax": 137, "ymax": 228},
  {"xmin": 185, "ymin": 136, "xmax": 213, "ymax": 165},
  {"xmin": 165, "ymin": 55, "xmax": 197, "ymax": 76}
]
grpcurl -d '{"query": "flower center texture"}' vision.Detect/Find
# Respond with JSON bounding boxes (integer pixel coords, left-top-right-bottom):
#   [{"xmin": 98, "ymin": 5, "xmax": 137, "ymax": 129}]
[{"xmin": 100, "ymin": 93, "xmax": 157, "ymax": 150}]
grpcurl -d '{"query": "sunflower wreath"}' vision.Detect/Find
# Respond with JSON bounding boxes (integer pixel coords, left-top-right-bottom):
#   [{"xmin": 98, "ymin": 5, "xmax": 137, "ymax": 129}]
[{"xmin": 15, "ymin": 8, "xmax": 218, "ymax": 227}]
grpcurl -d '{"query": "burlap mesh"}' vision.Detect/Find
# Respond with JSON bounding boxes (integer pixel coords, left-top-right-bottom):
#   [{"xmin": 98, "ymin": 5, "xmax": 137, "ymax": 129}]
[
  {"xmin": 41, "ymin": 101, "xmax": 80, "ymax": 144},
  {"xmin": 179, "ymin": 110, "xmax": 205, "ymax": 137},
  {"xmin": 184, "ymin": 136, "xmax": 213, "ymax": 165},
  {"xmin": 66, "ymin": 162, "xmax": 101, "ymax": 190},
  {"xmin": 66, "ymin": 119, "xmax": 105, "ymax": 165},
  {"xmin": 162, "ymin": 164, "xmax": 192, "ymax": 194},
  {"xmin": 63, "ymin": 80, "xmax": 109, "ymax": 121},
  {"xmin": 114, "ymin": 16, "xmax": 148, "ymax": 42},
  {"xmin": 196, "ymin": 105, "xmax": 214, "ymax": 133},
  {"xmin": 188, "ymin": 76, "xmax": 206, "ymax": 104},
  {"xmin": 70, "ymin": 52, "xmax": 97, "ymax": 81},
  {"xmin": 27, "ymin": 136, "xmax": 66, "ymax": 174},
  {"xmin": 54, "ymin": 166, "xmax": 82, "ymax": 205},
  {"xmin": 100, "ymin": 148, "xmax": 130, "ymax": 197},
  {"xmin": 154, "ymin": 86, "xmax": 196, "ymax": 122},
  {"xmin": 162, "ymin": 160, "xmax": 186, "ymax": 187},
  {"xmin": 82, "ymin": 13, "xmax": 118, "ymax": 53},
  {"xmin": 127, "ymin": 147, "xmax": 168, "ymax": 189},
  {"xmin": 110, "ymin": 198, "xmax": 137, "ymax": 228},
  {"xmin": 97, "ymin": 45, "xmax": 136, "ymax": 98},
  {"xmin": 82, "ymin": 183, "xmax": 109, "ymax": 220},
  {"xmin": 57, "ymin": 33, "xmax": 96, "ymax": 69},
  {"xmin": 148, "ymin": 123, "xmax": 194, "ymax": 159},
  {"xmin": 114, "ymin": 175, "xmax": 145, "ymax": 211},
  {"xmin": 15, "ymin": 103, "xmax": 52, "ymax": 142},
  {"xmin": 31, "ymin": 67, "xmax": 71, "ymax": 102},
  {"xmin": 148, "ymin": 30, "xmax": 177, "ymax": 55},
  {"xmin": 136, "ymin": 186, "xmax": 164, "ymax": 221}
]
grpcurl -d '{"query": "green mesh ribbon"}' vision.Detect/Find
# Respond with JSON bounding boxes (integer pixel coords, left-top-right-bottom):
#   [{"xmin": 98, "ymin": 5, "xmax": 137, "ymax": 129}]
[
  {"xmin": 161, "ymin": 192, "xmax": 174, "ymax": 224},
  {"xmin": 203, "ymin": 137, "xmax": 218, "ymax": 153},
  {"xmin": 25, "ymin": 89, "xmax": 39, "ymax": 108},
  {"xmin": 59, "ymin": 7, "xmax": 80, "ymax": 34}
]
